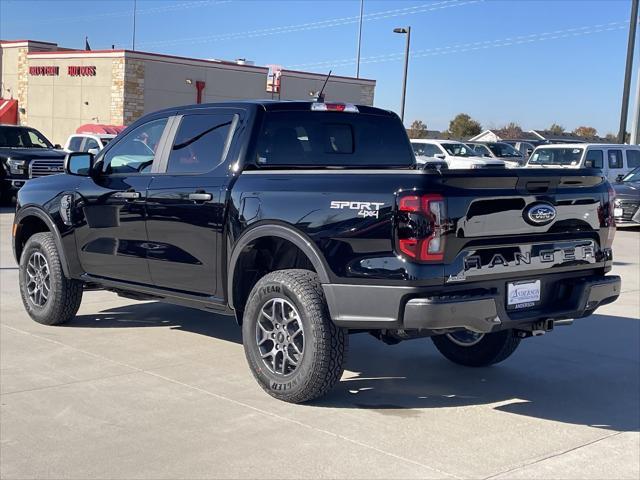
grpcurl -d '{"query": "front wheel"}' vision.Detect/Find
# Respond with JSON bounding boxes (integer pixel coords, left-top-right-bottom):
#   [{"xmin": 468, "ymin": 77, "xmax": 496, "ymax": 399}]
[
  {"xmin": 19, "ymin": 232, "xmax": 83, "ymax": 325},
  {"xmin": 431, "ymin": 329, "xmax": 521, "ymax": 367},
  {"xmin": 242, "ymin": 269, "xmax": 348, "ymax": 403}
]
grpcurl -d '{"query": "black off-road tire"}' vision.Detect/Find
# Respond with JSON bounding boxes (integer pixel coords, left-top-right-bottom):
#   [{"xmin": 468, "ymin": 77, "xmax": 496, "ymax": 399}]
[
  {"xmin": 431, "ymin": 329, "xmax": 521, "ymax": 367},
  {"xmin": 242, "ymin": 269, "xmax": 348, "ymax": 403},
  {"xmin": 19, "ymin": 232, "xmax": 83, "ymax": 325}
]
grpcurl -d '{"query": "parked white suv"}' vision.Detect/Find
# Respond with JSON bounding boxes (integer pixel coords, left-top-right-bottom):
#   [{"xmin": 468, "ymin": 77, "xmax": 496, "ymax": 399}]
[
  {"xmin": 410, "ymin": 139, "xmax": 506, "ymax": 169},
  {"xmin": 64, "ymin": 134, "xmax": 115, "ymax": 155},
  {"xmin": 526, "ymin": 143, "xmax": 640, "ymax": 183}
]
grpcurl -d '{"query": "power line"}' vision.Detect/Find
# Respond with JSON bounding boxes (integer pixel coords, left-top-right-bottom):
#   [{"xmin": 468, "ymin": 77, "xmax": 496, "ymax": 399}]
[
  {"xmin": 135, "ymin": 0, "xmax": 482, "ymax": 48},
  {"xmin": 289, "ymin": 21, "xmax": 629, "ymax": 70},
  {"xmin": 9, "ymin": 0, "xmax": 231, "ymax": 26}
]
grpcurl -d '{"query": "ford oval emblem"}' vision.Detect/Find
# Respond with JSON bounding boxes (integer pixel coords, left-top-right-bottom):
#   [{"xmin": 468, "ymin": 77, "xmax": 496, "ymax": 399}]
[{"xmin": 525, "ymin": 202, "xmax": 556, "ymax": 225}]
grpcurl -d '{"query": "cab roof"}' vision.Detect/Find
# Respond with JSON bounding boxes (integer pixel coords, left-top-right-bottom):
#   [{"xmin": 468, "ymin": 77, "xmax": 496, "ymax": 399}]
[{"xmin": 150, "ymin": 100, "xmax": 394, "ymax": 118}]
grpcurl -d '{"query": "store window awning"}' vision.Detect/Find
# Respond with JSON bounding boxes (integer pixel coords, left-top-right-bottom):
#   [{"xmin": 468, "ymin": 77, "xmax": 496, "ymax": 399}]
[
  {"xmin": 76, "ymin": 124, "xmax": 126, "ymax": 135},
  {"xmin": 0, "ymin": 99, "xmax": 18, "ymax": 125}
]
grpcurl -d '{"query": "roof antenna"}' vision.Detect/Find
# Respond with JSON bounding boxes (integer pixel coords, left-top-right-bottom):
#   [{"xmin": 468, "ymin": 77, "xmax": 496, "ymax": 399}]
[{"xmin": 316, "ymin": 70, "xmax": 332, "ymax": 102}]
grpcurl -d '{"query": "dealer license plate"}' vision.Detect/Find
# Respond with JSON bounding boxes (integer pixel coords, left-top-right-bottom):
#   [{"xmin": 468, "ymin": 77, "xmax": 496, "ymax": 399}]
[{"xmin": 507, "ymin": 280, "xmax": 541, "ymax": 310}]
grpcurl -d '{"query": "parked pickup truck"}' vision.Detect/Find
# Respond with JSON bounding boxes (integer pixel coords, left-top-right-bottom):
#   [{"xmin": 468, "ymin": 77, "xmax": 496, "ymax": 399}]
[
  {"xmin": 1, "ymin": 124, "xmax": 65, "ymax": 204},
  {"xmin": 13, "ymin": 101, "xmax": 620, "ymax": 403}
]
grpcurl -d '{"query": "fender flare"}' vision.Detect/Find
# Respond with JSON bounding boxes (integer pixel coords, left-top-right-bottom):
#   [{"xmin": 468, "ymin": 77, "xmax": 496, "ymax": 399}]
[
  {"xmin": 14, "ymin": 206, "xmax": 71, "ymax": 278},
  {"xmin": 227, "ymin": 223, "xmax": 331, "ymax": 310}
]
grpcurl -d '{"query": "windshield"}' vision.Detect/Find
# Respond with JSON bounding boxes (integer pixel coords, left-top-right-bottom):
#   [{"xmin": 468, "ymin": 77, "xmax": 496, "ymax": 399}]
[
  {"xmin": 441, "ymin": 142, "xmax": 476, "ymax": 157},
  {"xmin": 0, "ymin": 126, "xmax": 54, "ymax": 149},
  {"xmin": 622, "ymin": 167, "xmax": 640, "ymax": 183},
  {"xmin": 528, "ymin": 147, "xmax": 584, "ymax": 166},
  {"xmin": 488, "ymin": 142, "xmax": 523, "ymax": 158}
]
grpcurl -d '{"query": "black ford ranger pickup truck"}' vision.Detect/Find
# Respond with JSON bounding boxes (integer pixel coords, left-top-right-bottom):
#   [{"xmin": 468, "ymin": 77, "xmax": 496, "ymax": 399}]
[{"xmin": 12, "ymin": 101, "xmax": 620, "ymax": 403}]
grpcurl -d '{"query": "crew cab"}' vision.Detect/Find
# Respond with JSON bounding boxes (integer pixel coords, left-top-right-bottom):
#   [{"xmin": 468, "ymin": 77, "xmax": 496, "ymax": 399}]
[
  {"xmin": 13, "ymin": 101, "xmax": 620, "ymax": 403},
  {"xmin": 526, "ymin": 143, "xmax": 640, "ymax": 183},
  {"xmin": 410, "ymin": 139, "xmax": 506, "ymax": 169},
  {"xmin": 0, "ymin": 124, "xmax": 65, "ymax": 204}
]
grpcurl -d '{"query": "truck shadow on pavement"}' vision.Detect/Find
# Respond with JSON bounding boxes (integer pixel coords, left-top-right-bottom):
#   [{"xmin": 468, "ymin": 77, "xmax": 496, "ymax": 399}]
[{"xmin": 70, "ymin": 303, "xmax": 639, "ymax": 433}]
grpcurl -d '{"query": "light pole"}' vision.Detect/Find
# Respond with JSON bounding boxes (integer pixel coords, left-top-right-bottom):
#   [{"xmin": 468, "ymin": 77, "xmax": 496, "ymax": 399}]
[
  {"xmin": 618, "ymin": 0, "xmax": 638, "ymax": 143},
  {"xmin": 356, "ymin": 0, "xmax": 364, "ymax": 78},
  {"xmin": 394, "ymin": 26, "xmax": 411, "ymax": 123}
]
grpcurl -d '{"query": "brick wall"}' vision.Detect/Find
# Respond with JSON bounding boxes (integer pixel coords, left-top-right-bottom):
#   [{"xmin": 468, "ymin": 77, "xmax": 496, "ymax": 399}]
[
  {"xmin": 16, "ymin": 47, "xmax": 29, "ymax": 124},
  {"xmin": 110, "ymin": 57, "xmax": 124, "ymax": 125},
  {"xmin": 123, "ymin": 58, "xmax": 144, "ymax": 125}
]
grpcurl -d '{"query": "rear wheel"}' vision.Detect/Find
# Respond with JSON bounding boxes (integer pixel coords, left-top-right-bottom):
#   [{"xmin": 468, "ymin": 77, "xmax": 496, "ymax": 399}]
[
  {"xmin": 431, "ymin": 329, "xmax": 520, "ymax": 367},
  {"xmin": 242, "ymin": 269, "xmax": 348, "ymax": 403},
  {"xmin": 19, "ymin": 232, "xmax": 83, "ymax": 325}
]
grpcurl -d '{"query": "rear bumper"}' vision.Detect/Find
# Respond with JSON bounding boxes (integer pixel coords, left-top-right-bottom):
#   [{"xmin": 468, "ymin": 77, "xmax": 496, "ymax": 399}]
[{"xmin": 323, "ymin": 274, "xmax": 620, "ymax": 332}]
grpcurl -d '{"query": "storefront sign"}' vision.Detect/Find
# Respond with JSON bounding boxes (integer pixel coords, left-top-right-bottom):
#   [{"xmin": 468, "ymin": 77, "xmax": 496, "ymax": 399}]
[
  {"xmin": 28, "ymin": 66, "xmax": 97, "ymax": 76},
  {"xmin": 68, "ymin": 66, "xmax": 96, "ymax": 76},
  {"xmin": 29, "ymin": 66, "xmax": 59, "ymax": 76}
]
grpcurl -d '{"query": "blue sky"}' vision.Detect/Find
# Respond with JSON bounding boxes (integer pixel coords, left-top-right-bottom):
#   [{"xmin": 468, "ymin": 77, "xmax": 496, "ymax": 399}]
[{"xmin": 1, "ymin": 0, "xmax": 637, "ymax": 134}]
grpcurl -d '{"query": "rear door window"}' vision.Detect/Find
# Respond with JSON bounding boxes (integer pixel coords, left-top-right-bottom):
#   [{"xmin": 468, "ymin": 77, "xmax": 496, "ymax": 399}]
[
  {"xmin": 625, "ymin": 149, "xmax": 640, "ymax": 168},
  {"xmin": 608, "ymin": 149, "xmax": 623, "ymax": 169},
  {"xmin": 166, "ymin": 113, "xmax": 236, "ymax": 174},
  {"xmin": 256, "ymin": 112, "xmax": 413, "ymax": 167}
]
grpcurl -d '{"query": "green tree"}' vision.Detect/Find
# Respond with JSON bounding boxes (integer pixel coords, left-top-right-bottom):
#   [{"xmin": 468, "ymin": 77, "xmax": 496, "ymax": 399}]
[
  {"xmin": 408, "ymin": 119, "xmax": 428, "ymax": 139},
  {"xmin": 573, "ymin": 126, "xmax": 598, "ymax": 138},
  {"xmin": 448, "ymin": 113, "xmax": 482, "ymax": 139},
  {"xmin": 548, "ymin": 123, "xmax": 565, "ymax": 135},
  {"xmin": 500, "ymin": 122, "xmax": 523, "ymax": 139}
]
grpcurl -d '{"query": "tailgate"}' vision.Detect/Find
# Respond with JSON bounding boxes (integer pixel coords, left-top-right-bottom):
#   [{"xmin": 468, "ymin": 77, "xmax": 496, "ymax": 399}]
[{"xmin": 398, "ymin": 169, "xmax": 614, "ymax": 285}]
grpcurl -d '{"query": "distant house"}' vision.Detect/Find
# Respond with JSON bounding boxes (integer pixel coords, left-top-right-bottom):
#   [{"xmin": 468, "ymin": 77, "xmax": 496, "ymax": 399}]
[
  {"xmin": 407, "ymin": 129, "xmax": 466, "ymax": 141},
  {"xmin": 470, "ymin": 129, "xmax": 611, "ymax": 144}
]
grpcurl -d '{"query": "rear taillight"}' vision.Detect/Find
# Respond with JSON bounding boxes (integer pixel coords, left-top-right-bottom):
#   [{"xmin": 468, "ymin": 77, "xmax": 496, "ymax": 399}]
[{"xmin": 397, "ymin": 193, "xmax": 446, "ymax": 262}]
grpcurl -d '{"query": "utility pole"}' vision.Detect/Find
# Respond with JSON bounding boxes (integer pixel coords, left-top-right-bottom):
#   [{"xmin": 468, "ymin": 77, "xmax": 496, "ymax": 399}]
[
  {"xmin": 631, "ymin": 70, "xmax": 640, "ymax": 144},
  {"xmin": 356, "ymin": 0, "xmax": 364, "ymax": 78},
  {"xmin": 618, "ymin": 0, "xmax": 638, "ymax": 143},
  {"xmin": 132, "ymin": 0, "xmax": 137, "ymax": 50}
]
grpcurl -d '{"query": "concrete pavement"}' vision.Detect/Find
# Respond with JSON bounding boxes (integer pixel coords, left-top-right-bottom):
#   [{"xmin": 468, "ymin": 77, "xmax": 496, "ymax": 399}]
[{"xmin": 1, "ymin": 208, "xmax": 638, "ymax": 479}]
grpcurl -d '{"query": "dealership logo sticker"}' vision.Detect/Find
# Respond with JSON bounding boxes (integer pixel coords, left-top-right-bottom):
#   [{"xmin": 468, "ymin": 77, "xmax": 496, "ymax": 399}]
[
  {"xmin": 525, "ymin": 202, "xmax": 556, "ymax": 225},
  {"xmin": 330, "ymin": 200, "xmax": 384, "ymax": 218}
]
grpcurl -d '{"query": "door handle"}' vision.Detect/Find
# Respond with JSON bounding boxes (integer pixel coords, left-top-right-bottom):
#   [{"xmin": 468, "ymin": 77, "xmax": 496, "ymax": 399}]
[
  {"xmin": 114, "ymin": 190, "xmax": 141, "ymax": 200},
  {"xmin": 188, "ymin": 192, "xmax": 212, "ymax": 202}
]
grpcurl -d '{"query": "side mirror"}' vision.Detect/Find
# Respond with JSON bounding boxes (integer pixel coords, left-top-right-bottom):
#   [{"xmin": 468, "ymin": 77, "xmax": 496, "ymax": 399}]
[
  {"xmin": 87, "ymin": 148, "xmax": 99, "ymax": 156},
  {"xmin": 584, "ymin": 159, "xmax": 594, "ymax": 168},
  {"xmin": 434, "ymin": 153, "xmax": 446, "ymax": 160},
  {"xmin": 484, "ymin": 153, "xmax": 491, "ymax": 157},
  {"xmin": 65, "ymin": 152, "xmax": 94, "ymax": 176},
  {"xmin": 54, "ymin": 144, "xmax": 62, "ymax": 149},
  {"xmin": 526, "ymin": 149, "xmax": 533, "ymax": 155},
  {"xmin": 616, "ymin": 174, "xmax": 625, "ymax": 183}
]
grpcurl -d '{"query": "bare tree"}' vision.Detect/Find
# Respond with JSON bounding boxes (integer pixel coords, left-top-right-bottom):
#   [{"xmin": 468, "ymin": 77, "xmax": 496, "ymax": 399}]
[
  {"xmin": 573, "ymin": 126, "xmax": 598, "ymax": 138},
  {"xmin": 408, "ymin": 120, "xmax": 428, "ymax": 139}
]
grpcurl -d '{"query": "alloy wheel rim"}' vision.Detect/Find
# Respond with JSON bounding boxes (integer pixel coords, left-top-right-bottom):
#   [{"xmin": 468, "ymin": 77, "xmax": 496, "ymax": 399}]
[
  {"xmin": 255, "ymin": 297, "xmax": 304, "ymax": 376},
  {"xmin": 446, "ymin": 330, "xmax": 485, "ymax": 347},
  {"xmin": 26, "ymin": 251, "xmax": 51, "ymax": 308}
]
